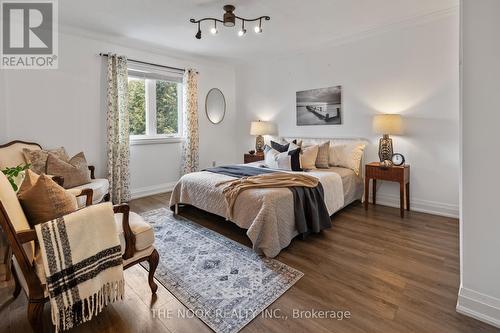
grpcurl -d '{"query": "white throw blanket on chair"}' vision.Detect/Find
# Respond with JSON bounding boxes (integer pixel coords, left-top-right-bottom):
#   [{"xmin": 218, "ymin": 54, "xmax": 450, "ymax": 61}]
[{"xmin": 35, "ymin": 202, "xmax": 124, "ymax": 332}]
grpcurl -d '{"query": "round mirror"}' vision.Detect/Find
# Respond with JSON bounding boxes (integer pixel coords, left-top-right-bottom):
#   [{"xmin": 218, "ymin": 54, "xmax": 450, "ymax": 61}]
[{"xmin": 205, "ymin": 88, "xmax": 226, "ymax": 124}]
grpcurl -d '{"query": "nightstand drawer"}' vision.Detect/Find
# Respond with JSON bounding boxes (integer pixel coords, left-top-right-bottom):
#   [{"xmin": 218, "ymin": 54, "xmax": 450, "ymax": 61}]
[
  {"xmin": 244, "ymin": 153, "xmax": 264, "ymax": 164},
  {"xmin": 366, "ymin": 164, "xmax": 406, "ymax": 181},
  {"xmin": 365, "ymin": 162, "xmax": 410, "ymax": 218}
]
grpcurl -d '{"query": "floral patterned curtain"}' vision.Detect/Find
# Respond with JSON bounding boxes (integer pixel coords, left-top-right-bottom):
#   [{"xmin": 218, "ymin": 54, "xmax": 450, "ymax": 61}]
[
  {"xmin": 181, "ymin": 69, "xmax": 199, "ymax": 175},
  {"xmin": 106, "ymin": 54, "xmax": 131, "ymax": 204}
]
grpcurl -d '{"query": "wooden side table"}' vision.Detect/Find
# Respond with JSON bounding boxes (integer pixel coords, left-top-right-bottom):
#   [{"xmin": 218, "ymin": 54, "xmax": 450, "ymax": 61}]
[
  {"xmin": 244, "ymin": 152, "xmax": 264, "ymax": 164},
  {"xmin": 364, "ymin": 162, "xmax": 410, "ymax": 218}
]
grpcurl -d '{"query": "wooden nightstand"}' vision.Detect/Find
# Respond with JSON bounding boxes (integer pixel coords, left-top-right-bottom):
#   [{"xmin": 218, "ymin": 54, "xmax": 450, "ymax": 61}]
[
  {"xmin": 244, "ymin": 152, "xmax": 264, "ymax": 164},
  {"xmin": 364, "ymin": 162, "xmax": 410, "ymax": 218}
]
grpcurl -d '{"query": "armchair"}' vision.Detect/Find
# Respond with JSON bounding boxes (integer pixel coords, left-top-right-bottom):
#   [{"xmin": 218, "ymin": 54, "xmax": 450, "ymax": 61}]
[
  {"xmin": 0, "ymin": 140, "xmax": 112, "ymax": 278},
  {"xmin": 0, "ymin": 140, "xmax": 111, "ymax": 206},
  {"xmin": 0, "ymin": 172, "xmax": 158, "ymax": 332}
]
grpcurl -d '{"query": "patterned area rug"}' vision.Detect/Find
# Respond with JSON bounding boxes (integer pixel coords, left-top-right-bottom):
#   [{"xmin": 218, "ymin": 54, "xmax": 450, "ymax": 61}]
[{"xmin": 140, "ymin": 208, "xmax": 303, "ymax": 333}]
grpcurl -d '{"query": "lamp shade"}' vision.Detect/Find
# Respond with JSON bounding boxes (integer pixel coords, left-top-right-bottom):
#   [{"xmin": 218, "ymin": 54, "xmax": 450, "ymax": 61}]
[
  {"xmin": 373, "ymin": 114, "xmax": 402, "ymax": 135},
  {"xmin": 250, "ymin": 121, "xmax": 275, "ymax": 136}
]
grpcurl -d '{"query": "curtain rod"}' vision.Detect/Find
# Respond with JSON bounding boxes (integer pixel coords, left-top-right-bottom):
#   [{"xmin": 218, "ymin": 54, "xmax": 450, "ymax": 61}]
[{"xmin": 99, "ymin": 53, "xmax": 187, "ymax": 73}]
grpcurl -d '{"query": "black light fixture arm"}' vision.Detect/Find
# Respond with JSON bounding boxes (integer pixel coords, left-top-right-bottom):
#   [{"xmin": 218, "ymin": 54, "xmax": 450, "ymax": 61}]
[
  {"xmin": 189, "ymin": 16, "xmax": 270, "ymax": 25},
  {"xmin": 235, "ymin": 15, "xmax": 271, "ymax": 23},
  {"xmin": 189, "ymin": 18, "xmax": 224, "ymax": 24}
]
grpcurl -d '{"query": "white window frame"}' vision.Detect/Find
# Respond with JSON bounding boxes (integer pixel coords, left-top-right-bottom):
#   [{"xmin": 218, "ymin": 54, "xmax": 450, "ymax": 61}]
[{"xmin": 128, "ymin": 68, "xmax": 184, "ymax": 145}]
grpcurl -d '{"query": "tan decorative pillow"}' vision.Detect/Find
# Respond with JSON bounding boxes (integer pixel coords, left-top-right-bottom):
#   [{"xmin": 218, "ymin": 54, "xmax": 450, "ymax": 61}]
[
  {"xmin": 315, "ymin": 141, "xmax": 330, "ymax": 168},
  {"xmin": 18, "ymin": 170, "xmax": 78, "ymax": 227},
  {"xmin": 300, "ymin": 145, "xmax": 319, "ymax": 170},
  {"xmin": 23, "ymin": 147, "xmax": 69, "ymax": 174},
  {"xmin": 46, "ymin": 152, "xmax": 91, "ymax": 189},
  {"xmin": 329, "ymin": 143, "xmax": 366, "ymax": 175}
]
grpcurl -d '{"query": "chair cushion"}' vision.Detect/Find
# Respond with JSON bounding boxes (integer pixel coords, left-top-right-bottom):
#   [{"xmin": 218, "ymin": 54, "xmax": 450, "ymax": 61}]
[
  {"xmin": 71, "ymin": 178, "xmax": 109, "ymax": 207},
  {"xmin": 114, "ymin": 212, "xmax": 154, "ymax": 253}
]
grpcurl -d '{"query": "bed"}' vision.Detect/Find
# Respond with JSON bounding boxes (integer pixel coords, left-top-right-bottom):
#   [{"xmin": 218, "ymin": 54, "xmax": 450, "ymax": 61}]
[{"xmin": 169, "ymin": 138, "xmax": 367, "ymax": 258}]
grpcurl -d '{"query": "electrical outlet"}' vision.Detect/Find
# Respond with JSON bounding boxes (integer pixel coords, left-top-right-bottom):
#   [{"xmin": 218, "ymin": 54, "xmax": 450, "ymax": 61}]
[{"xmin": 212, "ymin": 161, "xmax": 216, "ymax": 167}]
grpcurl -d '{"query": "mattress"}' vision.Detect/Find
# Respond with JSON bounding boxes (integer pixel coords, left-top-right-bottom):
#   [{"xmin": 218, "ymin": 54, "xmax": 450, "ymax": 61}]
[{"xmin": 316, "ymin": 166, "xmax": 364, "ymax": 206}]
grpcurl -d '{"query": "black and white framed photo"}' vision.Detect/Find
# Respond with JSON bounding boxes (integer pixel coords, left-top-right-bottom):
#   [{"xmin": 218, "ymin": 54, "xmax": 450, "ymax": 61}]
[{"xmin": 296, "ymin": 86, "xmax": 342, "ymax": 125}]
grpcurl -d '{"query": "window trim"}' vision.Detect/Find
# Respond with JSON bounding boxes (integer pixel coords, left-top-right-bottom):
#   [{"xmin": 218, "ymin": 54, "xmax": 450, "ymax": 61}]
[
  {"xmin": 129, "ymin": 135, "xmax": 183, "ymax": 145},
  {"xmin": 128, "ymin": 71, "xmax": 184, "ymax": 144}
]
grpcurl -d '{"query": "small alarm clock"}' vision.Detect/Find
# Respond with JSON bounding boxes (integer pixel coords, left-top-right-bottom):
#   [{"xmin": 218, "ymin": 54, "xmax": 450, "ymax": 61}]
[{"xmin": 391, "ymin": 153, "xmax": 405, "ymax": 166}]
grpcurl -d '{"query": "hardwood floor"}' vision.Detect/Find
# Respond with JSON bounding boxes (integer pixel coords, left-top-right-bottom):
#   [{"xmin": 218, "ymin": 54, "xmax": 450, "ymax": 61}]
[{"xmin": 0, "ymin": 192, "xmax": 498, "ymax": 332}]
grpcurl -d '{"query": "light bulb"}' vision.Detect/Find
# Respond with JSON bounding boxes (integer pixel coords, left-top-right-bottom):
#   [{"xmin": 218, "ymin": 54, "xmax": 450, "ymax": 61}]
[
  {"xmin": 238, "ymin": 29, "xmax": 246, "ymax": 37},
  {"xmin": 254, "ymin": 26, "xmax": 262, "ymax": 34},
  {"xmin": 210, "ymin": 20, "xmax": 218, "ymax": 35}
]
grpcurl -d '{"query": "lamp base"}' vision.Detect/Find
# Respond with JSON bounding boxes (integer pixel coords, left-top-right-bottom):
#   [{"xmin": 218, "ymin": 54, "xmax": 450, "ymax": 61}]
[
  {"xmin": 378, "ymin": 134, "xmax": 393, "ymax": 162},
  {"xmin": 255, "ymin": 135, "xmax": 264, "ymax": 153}
]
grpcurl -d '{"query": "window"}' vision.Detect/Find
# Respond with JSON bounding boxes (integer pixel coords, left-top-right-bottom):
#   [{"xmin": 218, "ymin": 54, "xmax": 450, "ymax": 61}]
[{"xmin": 127, "ymin": 63, "xmax": 183, "ymax": 144}]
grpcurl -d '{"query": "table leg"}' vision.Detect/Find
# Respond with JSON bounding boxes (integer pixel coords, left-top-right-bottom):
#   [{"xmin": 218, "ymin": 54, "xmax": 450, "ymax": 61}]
[
  {"xmin": 372, "ymin": 179, "xmax": 377, "ymax": 205},
  {"xmin": 406, "ymin": 182, "xmax": 410, "ymax": 211},
  {"xmin": 364, "ymin": 178, "xmax": 369, "ymax": 210},
  {"xmin": 400, "ymin": 181, "xmax": 405, "ymax": 218}
]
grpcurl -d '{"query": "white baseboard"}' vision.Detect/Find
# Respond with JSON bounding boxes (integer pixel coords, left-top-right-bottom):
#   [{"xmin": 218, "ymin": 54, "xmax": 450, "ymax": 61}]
[
  {"xmin": 369, "ymin": 193, "xmax": 459, "ymax": 218},
  {"xmin": 130, "ymin": 183, "xmax": 458, "ymax": 217},
  {"xmin": 457, "ymin": 287, "xmax": 500, "ymax": 328},
  {"xmin": 130, "ymin": 182, "xmax": 177, "ymax": 200}
]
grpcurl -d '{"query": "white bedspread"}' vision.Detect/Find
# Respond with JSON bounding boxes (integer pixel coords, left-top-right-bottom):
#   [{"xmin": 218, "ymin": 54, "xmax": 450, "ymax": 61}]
[{"xmin": 169, "ymin": 164, "xmax": 344, "ymax": 258}]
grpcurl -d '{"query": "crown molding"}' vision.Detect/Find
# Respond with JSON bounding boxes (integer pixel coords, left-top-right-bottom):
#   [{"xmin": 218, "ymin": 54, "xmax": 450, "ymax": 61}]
[
  {"xmin": 58, "ymin": 24, "xmax": 236, "ymax": 69},
  {"xmin": 324, "ymin": 6, "xmax": 459, "ymax": 49},
  {"xmin": 242, "ymin": 5, "xmax": 459, "ymax": 65}
]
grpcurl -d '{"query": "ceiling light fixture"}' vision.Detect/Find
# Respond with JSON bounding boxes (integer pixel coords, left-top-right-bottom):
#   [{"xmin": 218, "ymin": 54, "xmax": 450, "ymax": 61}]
[{"xmin": 190, "ymin": 5, "xmax": 270, "ymax": 40}]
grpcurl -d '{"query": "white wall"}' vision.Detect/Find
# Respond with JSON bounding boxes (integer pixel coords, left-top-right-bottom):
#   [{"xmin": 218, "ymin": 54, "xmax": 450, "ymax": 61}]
[
  {"xmin": 457, "ymin": 0, "xmax": 500, "ymax": 327},
  {"xmin": 235, "ymin": 12, "xmax": 459, "ymax": 217},
  {"xmin": 0, "ymin": 30, "xmax": 237, "ymax": 197}
]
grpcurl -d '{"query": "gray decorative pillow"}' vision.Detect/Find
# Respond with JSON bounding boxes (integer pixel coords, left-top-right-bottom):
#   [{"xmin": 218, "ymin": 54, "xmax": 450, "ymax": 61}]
[
  {"xmin": 46, "ymin": 152, "xmax": 91, "ymax": 188},
  {"xmin": 23, "ymin": 147, "xmax": 69, "ymax": 174},
  {"xmin": 315, "ymin": 141, "xmax": 330, "ymax": 168}
]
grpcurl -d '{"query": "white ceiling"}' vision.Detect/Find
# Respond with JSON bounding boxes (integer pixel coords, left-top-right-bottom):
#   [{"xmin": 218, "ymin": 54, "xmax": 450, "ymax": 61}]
[{"xmin": 60, "ymin": 0, "xmax": 458, "ymax": 62}]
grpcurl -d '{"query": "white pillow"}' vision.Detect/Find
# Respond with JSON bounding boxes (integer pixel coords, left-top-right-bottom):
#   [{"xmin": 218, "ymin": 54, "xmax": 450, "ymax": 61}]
[
  {"xmin": 329, "ymin": 143, "xmax": 366, "ymax": 175},
  {"xmin": 264, "ymin": 146, "xmax": 292, "ymax": 170},
  {"xmin": 300, "ymin": 145, "xmax": 319, "ymax": 170}
]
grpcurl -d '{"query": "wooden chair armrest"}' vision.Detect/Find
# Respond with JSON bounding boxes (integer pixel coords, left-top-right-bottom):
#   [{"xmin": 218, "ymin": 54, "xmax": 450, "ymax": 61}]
[
  {"xmin": 16, "ymin": 229, "xmax": 37, "ymax": 244},
  {"xmin": 76, "ymin": 188, "xmax": 93, "ymax": 207},
  {"xmin": 113, "ymin": 204, "xmax": 135, "ymax": 260},
  {"xmin": 88, "ymin": 165, "xmax": 95, "ymax": 179}
]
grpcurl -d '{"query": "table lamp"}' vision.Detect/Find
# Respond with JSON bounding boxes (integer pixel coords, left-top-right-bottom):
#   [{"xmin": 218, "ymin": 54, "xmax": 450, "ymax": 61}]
[
  {"xmin": 250, "ymin": 120, "xmax": 275, "ymax": 153},
  {"xmin": 373, "ymin": 114, "xmax": 402, "ymax": 162}
]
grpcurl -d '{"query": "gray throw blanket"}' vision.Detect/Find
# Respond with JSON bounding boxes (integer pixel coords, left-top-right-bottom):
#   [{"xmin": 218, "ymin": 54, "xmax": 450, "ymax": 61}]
[{"xmin": 204, "ymin": 165, "xmax": 331, "ymax": 236}]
